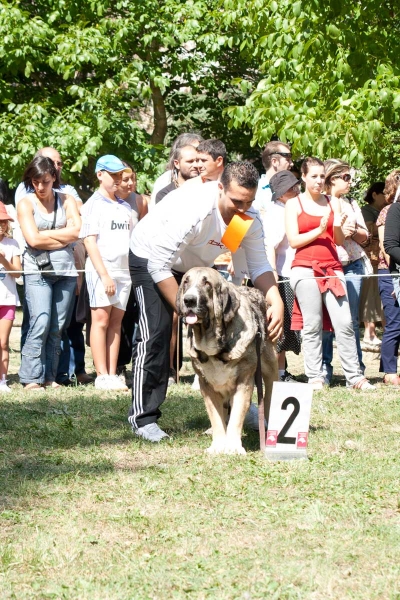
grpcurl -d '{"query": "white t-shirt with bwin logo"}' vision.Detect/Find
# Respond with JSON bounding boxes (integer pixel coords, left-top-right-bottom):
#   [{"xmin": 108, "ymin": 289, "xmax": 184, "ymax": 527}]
[{"xmin": 80, "ymin": 191, "xmax": 132, "ymax": 277}]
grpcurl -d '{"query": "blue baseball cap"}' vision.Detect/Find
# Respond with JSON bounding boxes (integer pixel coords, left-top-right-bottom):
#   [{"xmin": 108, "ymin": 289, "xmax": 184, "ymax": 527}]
[{"xmin": 95, "ymin": 155, "xmax": 125, "ymax": 173}]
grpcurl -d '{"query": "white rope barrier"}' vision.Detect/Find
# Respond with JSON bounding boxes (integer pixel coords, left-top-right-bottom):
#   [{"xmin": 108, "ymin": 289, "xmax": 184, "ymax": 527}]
[{"xmin": 0, "ymin": 267, "xmax": 398, "ymax": 282}]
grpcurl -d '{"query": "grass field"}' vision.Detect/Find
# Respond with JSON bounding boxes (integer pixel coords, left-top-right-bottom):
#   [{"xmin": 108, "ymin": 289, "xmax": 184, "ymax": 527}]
[{"xmin": 0, "ymin": 316, "xmax": 399, "ymax": 599}]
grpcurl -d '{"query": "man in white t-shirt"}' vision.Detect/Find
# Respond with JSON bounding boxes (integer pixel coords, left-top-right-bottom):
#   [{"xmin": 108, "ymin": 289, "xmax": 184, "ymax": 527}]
[
  {"xmin": 253, "ymin": 141, "xmax": 293, "ymax": 220},
  {"xmin": 128, "ymin": 161, "xmax": 284, "ymax": 442},
  {"xmin": 231, "ymin": 141, "xmax": 294, "ymax": 285}
]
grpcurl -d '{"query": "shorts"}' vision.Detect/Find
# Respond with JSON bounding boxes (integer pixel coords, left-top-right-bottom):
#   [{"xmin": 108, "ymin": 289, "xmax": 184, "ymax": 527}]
[
  {"xmin": 86, "ymin": 272, "xmax": 131, "ymax": 310},
  {"xmin": 0, "ymin": 305, "xmax": 16, "ymax": 321}
]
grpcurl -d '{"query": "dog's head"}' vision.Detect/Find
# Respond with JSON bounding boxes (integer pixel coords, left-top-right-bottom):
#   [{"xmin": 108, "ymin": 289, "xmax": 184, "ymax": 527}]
[{"xmin": 177, "ymin": 268, "xmax": 240, "ymax": 336}]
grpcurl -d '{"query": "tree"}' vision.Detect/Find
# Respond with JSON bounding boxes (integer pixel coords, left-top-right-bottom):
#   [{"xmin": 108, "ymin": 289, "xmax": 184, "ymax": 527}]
[
  {"xmin": 222, "ymin": 0, "xmax": 400, "ymax": 170},
  {"xmin": 0, "ymin": 0, "xmax": 259, "ymax": 192}
]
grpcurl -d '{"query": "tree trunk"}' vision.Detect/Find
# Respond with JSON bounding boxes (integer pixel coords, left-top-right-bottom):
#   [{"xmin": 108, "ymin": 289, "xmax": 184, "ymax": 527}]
[{"xmin": 150, "ymin": 83, "xmax": 167, "ymax": 145}]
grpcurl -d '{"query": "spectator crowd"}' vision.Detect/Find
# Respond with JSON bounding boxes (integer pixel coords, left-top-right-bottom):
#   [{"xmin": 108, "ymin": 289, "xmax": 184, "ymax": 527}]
[{"xmin": 0, "ymin": 135, "xmax": 399, "ymax": 442}]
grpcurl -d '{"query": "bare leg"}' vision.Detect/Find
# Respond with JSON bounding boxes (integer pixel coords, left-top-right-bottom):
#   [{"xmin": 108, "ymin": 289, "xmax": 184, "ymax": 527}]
[
  {"xmin": 363, "ymin": 321, "xmax": 378, "ymax": 341},
  {"xmin": 0, "ymin": 319, "xmax": 12, "ymax": 378},
  {"xmin": 90, "ymin": 306, "xmax": 112, "ymax": 375},
  {"xmin": 106, "ymin": 306, "xmax": 125, "ymax": 375}
]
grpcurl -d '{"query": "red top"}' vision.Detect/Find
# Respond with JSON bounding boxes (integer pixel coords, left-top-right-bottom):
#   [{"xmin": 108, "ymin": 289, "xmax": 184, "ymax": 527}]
[
  {"xmin": 290, "ymin": 195, "xmax": 345, "ymax": 331},
  {"xmin": 292, "ymin": 196, "xmax": 342, "ymax": 270}
]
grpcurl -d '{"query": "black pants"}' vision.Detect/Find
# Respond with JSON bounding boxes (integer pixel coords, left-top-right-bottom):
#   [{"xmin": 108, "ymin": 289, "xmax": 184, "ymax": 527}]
[
  {"xmin": 117, "ymin": 288, "xmax": 139, "ymax": 368},
  {"xmin": 128, "ymin": 252, "xmax": 177, "ymax": 429}
]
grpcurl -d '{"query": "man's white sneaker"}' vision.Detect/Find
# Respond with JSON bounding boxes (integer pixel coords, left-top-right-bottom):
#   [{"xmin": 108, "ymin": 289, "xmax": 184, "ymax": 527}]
[{"xmin": 133, "ymin": 423, "xmax": 170, "ymax": 442}]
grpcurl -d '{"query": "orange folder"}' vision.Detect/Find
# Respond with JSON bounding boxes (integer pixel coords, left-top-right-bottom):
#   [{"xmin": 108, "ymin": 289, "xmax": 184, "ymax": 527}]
[{"xmin": 221, "ymin": 213, "xmax": 254, "ymax": 253}]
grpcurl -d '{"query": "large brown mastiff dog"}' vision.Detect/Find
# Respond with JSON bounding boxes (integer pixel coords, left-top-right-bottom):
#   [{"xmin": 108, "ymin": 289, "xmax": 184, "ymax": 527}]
[{"xmin": 177, "ymin": 267, "xmax": 278, "ymax": 455}]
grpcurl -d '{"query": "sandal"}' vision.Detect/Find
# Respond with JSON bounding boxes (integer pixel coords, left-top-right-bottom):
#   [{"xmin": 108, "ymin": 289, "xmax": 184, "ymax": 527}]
[
  {"xmin": 383, "ymin": 374, "xmax": 400, "ymax": 386},
  {"xmin": 352, "ymin": 378, "xmax": 376, "ymax": 391},
  {"xmin": 24, "ymin": 383, "xmax": 44, "ymax": 391}
]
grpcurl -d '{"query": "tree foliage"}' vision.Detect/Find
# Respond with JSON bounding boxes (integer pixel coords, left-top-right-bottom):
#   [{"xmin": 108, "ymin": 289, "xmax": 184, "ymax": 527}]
[
  {"xmin": 223, "ymin": 0, "xmax": 400, "ymax": 169},
  {"xmin": 0, "ymin": 0, "xmax": 255, "ymax": 190},
  {"xmin": 0, "ymin": 0, "xmax": 399, "ymax": 193}
]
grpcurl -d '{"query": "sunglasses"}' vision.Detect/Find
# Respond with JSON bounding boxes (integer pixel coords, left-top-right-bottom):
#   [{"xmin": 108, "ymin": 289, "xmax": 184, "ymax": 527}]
[
  {"xmin": 336, "ymin": 174, "xmax": 352, "ymax": 182},
  {"xmin": 269, "ymin": 152, "xmax": 292, "ymax": 159}
]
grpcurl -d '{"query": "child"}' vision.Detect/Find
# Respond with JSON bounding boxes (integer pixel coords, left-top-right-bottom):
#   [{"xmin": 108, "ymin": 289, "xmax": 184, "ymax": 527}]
[
  {"xmin": 0, "ymin": 202, "xmax": 22, "ymax": 392},
  {"xmin": 80, "ymin": 155, "xmax": 132, "ymax": 390}
]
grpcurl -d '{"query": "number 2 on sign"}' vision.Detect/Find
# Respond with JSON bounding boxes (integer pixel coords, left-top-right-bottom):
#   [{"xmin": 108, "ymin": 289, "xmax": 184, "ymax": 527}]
[{"xmin": 277, "ymin": 397, "xmax": 300, "ymax": 444}]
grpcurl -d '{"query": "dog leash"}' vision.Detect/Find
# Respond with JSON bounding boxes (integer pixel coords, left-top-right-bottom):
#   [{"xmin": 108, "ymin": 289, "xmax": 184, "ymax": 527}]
[{"xmin": 255, "ymin": 329, "xmax": 266, "ymax": 452}]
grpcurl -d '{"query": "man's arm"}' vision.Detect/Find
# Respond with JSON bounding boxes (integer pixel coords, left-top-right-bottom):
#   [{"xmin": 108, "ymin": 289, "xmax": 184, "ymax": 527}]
[
  {"xmin": 157, "ymin": 277, "xmax": 179, "ymax": 310},
  {"xmin": 253, "ymin": 270, "xmax": 284, "ymax": 342}
]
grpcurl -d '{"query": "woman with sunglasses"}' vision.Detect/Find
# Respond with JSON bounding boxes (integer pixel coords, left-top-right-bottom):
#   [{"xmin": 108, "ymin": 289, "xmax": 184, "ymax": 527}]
[
  {"xmin": 285, "ymin": 157, "xmax": 375, "ymax": 390},
  {"xmin": 321, "ymin": 159, "xmax": 370, "ymax": 384}
]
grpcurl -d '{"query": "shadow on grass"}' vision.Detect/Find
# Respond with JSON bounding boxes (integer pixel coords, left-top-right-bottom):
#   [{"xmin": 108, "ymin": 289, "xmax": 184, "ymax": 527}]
[{"xmin": 0, "ymin": 389, "xmax": 213, "ymax": 500}]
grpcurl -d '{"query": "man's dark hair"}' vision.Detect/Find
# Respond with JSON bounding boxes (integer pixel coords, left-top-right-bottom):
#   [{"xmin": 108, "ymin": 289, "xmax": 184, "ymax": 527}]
[
  {"xmin": 23, "ymin": 156, "xmax": 61, "ymax": 190},
  {"xmin": 220, "ymin": 162, "xmax": 259, "ymax": 191},
  {"xmin": 196, "ymin": 139, "xmax": 227, "ymax": 166},
  {"xmin": 261, "ymin": 140, "xmax": 291, "ymax": 170}
]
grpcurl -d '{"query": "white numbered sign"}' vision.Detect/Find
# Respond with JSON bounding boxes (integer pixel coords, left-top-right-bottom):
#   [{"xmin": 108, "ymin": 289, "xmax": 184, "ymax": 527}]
[{"xmin": 264, "ymin": 382, "xmax": 313, "ymax": 461}]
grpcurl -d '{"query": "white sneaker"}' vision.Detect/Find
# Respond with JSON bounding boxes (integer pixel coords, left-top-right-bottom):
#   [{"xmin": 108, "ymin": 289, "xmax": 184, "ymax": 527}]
[
  {"xmin": 0, "ymin": 379, "xmax": 11, "ymax": 393},
  {"xmin": 243, "ymin": 402, "xmax": 267, "ymax": 431},
  {"xmin": 95, "ymin": 375, "xmax": 112, "ymax": 390},
  {"xmin": 108, "ymin": 375, "xmax": 129, "ymax": 391},
  {"xmin": 133, "ymin": 423, "xmax": 170, "ymax": 442}
]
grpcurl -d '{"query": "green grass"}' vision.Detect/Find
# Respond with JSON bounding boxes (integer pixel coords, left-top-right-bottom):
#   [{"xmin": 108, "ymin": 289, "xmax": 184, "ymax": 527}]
[{"xmin": 0, "ymin": 324, "xmax": 400, "ymax": 599}]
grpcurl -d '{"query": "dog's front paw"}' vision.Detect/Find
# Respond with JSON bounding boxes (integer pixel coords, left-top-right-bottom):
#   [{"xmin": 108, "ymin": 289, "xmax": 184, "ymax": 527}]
[
  {"xmin": 205, "ymin": 439, "xmax": 226, "ymax": 454},
  {"xmin": 223, "ymin": 440, "xmax": 246, "ymax": 455}
]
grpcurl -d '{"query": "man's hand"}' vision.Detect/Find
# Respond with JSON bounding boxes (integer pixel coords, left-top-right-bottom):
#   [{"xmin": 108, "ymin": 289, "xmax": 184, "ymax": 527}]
[
  {"xmin": 266, "ymin": 299, "xmax": 284, "ymax": 343},
  {"xmin": 253, "ymin": 271, "xmax": 284, "ymax": 342}
]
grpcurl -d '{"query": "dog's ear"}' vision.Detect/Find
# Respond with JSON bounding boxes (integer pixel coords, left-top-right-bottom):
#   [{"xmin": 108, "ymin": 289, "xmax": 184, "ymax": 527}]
[
  {"xmin": 176, "ymin": 274, "xmax": 189, "ymax": 315},
  {"xmin": 220, "ymin": 279, "xmax": 240, "ymax": 325}
]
